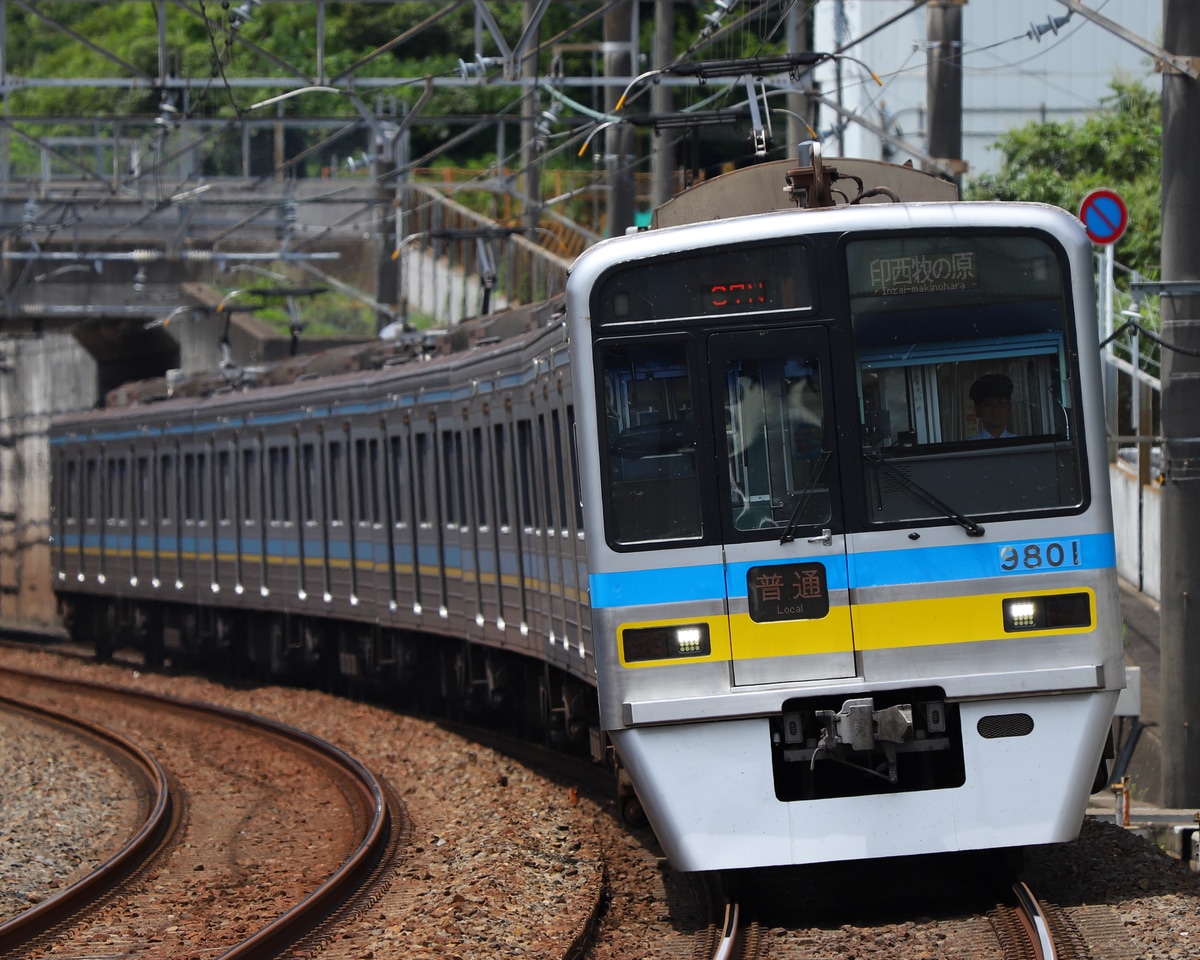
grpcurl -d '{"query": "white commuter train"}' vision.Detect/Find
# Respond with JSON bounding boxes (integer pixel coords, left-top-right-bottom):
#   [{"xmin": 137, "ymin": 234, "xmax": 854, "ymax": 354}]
[{"xmin": 51, "ymin": 153, "xmax": 1122, "ymax": 871}]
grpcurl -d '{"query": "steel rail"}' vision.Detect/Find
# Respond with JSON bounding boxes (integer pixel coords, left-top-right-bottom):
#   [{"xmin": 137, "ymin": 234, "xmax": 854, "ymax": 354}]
[
  {"xmin": 1013, "ymin": 881, "xmax": 1058, "ymax": 960},
  {"xmin": 0, "ymin": 666, "xmax": 393, "ymax": 960},
  {"xmin": 0, "ymin": 693, "xmax": 175, "ymax": 956}
]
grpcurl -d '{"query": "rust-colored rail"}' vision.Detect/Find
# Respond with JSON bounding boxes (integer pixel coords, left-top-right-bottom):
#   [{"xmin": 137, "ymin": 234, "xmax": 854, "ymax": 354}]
[
  {"xmin": 0, "ymin": 667, "xmax": 394, "ymax": 960},
  {"xmin": 0, "ymin": 693, "xmax": 176, "ymax": 957}
]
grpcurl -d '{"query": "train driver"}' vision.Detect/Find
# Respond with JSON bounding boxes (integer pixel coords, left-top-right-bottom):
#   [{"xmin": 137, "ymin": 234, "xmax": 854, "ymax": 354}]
[{"xmin": 969, "ymin": 373, "xmax": 1016, "ymax": 440}]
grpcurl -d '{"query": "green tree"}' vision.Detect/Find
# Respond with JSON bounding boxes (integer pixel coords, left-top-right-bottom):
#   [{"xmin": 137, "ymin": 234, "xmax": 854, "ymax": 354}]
[{"xmin": 966, "ymin": 79, "xmax": 1161, "ymax": 280}]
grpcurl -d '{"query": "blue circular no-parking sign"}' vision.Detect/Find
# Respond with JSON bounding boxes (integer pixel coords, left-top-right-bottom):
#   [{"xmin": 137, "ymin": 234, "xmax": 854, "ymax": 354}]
[{"xmin": 1078, "ymin": 189, "xmax": 1128, "ymax": 245}]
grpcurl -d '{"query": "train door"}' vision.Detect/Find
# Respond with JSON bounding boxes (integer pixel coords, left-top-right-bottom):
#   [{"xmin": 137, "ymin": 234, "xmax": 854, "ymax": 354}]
[
  {"xmin": 383, "ymin": 420, "xmax": 416, "ymax": 618},
  {"xmin": 438, "ymin": 420, "xmax": 468, "ymax": 634},
  {"xmin": 265, "ymin": 436, "xmax": 299, "ymax": 604},
  {"xmin": 236, "ymin": 436, "xmax": 264, "ymax": 599},
  {"xmin": 213, "ymin": 439, "xmax": 236, "ymax": 600},
  {"xmin": 464, "ymin": 412, "xmax": 492, "ymax": 640},
  {"xmin": 490, "ymin": 411, "xmax": 524, "ymax": 639},
  {"xmin": 324, "ymin": 427, "xmax": 353, "ymax": 607},
  {"xmin": 103, "ymin": 447, "xmax": 129, "ymax": 588},
  {"xmin": 132, "ymin": 450, "xmax": 151, "ymax": 591},
  {"xmin": 708, "ymin": 326, "xmax": 856, "ymax": 686},
  {"xmin": 56, "ymin": 446, "xmax": 80, "ymax": 582},
  {"xmin": 349, "ymin": 425, "xmax": 385, "ymax": 613},
  {"xmin": 161, "ymin": 444, "xmax": 183, "ymax": 591},
  {"xmin": 411, "ymin": 418, "xmax": 443, "ymax": 617},
  {"xmin": 296, "ymin": 430, "xmax": 326, "ymax": 606}
]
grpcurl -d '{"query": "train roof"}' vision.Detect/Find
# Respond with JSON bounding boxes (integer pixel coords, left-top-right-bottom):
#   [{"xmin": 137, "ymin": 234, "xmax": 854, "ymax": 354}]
[{"xmin": 53, "ymin": 296, "xmax": 567, "ymax": 432}]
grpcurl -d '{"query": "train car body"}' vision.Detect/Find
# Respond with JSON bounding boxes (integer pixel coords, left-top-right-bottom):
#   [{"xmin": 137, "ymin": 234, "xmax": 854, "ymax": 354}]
[
  {"xmin": 50, "ymin": 157, "xmax": 1122, "ymax": 873},
  {"xmin": 50, "ymin": 308, "xmax": 599, "ymax": 741},
  {"xmin": 567, "ymin": 197, "xmax": 1121, "ymax": 871}
]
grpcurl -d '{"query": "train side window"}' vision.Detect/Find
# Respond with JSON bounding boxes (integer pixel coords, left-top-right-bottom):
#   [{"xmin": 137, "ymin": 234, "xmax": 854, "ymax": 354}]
[
  {"xmin": 65, "ymin": 460, "xmax": 79, "ymax": 523},
  {"xmin": 441, "ymin": 430, "xmax": 464, "ymax": 528},
  {"xmin": 240, "ymin": 448, "xmax": 258, "ymax": 524},
  {"xmin": 269, "ymin": 446, "xmax": 291, "ymax": 524},
  {"xmin": 566, "ymin": 405, "xmax": 584, "ymax": 531},
  {"xmin": 85, "ymin": 457, "xmax": 97, "ymax": 522},
  {"xmin": 137, "ymin": 456, "xmax": 151, "ymax": 523},
  {"xmin": 599, "ymin": 339, "xmax": 702, "ymax": 545},
  {"xmin": 387, "ymin": 436, "xmax": 406, "ymax": 528},
  {"xmin": 440, "ymin": 431, "xmax": 457, "ymax": 527},
  {"xmin": 414, "ymin": 433, "xmax": 430, "ymax": 526},
  {"xmin": 160, "ymin": 454, "xmax": 174, "ymax": 524},
  {"xmin": 217, "ymin": 450, "xmax": 231, "ymax": 523},
  {"xmin": 328, "ymin": 440, "xmax": 344, "ymax": 524},
  {"xmin": 197, "ymin": 452, "xmax": 208, "ymax": 523},
  {"xmin": 354, "ymin": 437, "xmax": 381, "ymax": 526},
  {"xmin": 107, "ymin": 457, "xmax": 127, "ymax": 523},
  {"xmin": 517, "ymin": 419, "xmax": 539, "ymax": 531},
  {"xmin": 183, "ymin": 453, "xmax": 195, "ymax": 522},
  {"xmin": 368, "ymin": 438, "xmax": 381, "ymax": 525},
  {"xmin": 551, "ymin": 409, "xmax": 569, "ymax": 532},
  {"xmin": 471, "ymin": 427, "xmax": 488, "ymax": 529},
  {"xmin": 302, "ymin": 443, "xmax": 318, "ymax": 524},
  {"xmin": 493, "ymin": 423, "xmax": 510, "ymax": 529},
  {"xmin": 538, "ymin": 415, "xmax": 556, "ymax": 533}
]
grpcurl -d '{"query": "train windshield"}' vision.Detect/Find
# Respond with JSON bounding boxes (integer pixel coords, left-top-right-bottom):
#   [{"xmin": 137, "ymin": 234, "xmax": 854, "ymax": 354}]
[
  {"xmin": 847, "ymin": 233, "xmax": 1084, "ymax": 524},
  {"xmin": 600, "ymin": 339, "xmax": 702, "ymax": 545},
  {"xmin": 712, "ymin": 328, "xmax": 832, "ymax": 537}
]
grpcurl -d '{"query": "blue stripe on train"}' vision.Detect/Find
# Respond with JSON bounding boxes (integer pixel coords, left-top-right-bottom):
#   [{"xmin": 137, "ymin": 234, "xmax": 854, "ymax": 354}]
[{"xmin": 589, "ymin": 533, "xmax": 1116, "ymax": 609}]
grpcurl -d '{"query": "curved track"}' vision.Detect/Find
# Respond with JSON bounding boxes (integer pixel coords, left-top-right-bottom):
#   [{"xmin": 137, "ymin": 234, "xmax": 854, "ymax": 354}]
[
  {"xmin": 0, "ymin": 666, "xmax": 402, "ymax": 960},
  {"xmin": 0, "ymin": 693, "xmax": 175, "ymax": 956}
]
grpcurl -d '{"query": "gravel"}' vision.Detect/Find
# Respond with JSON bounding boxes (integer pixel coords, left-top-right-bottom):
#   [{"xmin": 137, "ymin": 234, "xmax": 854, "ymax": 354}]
[{"xmin": 0, "ymin": 707, "xmax": 138, "ymax": 915}]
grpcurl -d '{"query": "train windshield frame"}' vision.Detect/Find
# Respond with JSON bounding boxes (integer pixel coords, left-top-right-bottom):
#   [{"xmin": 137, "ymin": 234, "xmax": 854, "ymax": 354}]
[
  {"xmin": 846, "ymin": 230, "xmax": 1087, "ymax": 525},
  {"xmin": 590, "ymin": 226, "xmax": 1090, "ymax": 552}
]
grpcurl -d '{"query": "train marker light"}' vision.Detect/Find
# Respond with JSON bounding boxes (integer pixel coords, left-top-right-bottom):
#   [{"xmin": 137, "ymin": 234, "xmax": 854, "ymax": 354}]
[
  {"xmin": 1002, "ymin": 594, "xmax": 1091, "ymax": 632},
  {"xmin": 623, "ymin": 623, "xmax": 712, "ymax": 662}
]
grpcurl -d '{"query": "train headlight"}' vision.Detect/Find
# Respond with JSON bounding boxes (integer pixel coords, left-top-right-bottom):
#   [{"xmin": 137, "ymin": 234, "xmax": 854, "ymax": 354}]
[
  {"xmin": 1002, "ymin": 593, "xmax": 1091, "ymax": 632},
  {"xmin": 622, "ymin": 623, "xmax": 711, "ymax": 663}
]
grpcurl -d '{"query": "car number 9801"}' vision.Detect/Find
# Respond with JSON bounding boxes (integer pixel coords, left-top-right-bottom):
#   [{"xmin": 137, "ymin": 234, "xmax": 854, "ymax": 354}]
[{"xmin": 1000, "ymin": 540, "xmax": 1081, "ymax": 571}]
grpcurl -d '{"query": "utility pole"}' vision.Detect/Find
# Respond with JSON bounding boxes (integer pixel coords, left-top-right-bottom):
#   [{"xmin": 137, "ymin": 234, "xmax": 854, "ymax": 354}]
[
  {"xmin": 650, "ymin": 0, "xmax": 674, "ymax": 210},
  {"xmin": 785, "ymin": 1, "xmax": 814, "ymax": 156},
  {"xmin": 374, "ymin": 123, "xmax": 398, "ymax": 334},
  {"xmin": 1159, "ymin": 0, "xmax": 1200, "ymax": 807},
  {"xmin": 925, "ymin": 0, "xmax": 965, "ymax": 188},
  {"xmin": 520, "ymin": 0, "xmax": 541, "ymax": 236},
  {"xmin": 604, "ymin": 0, "xmax": 636, "ymax": 236}
]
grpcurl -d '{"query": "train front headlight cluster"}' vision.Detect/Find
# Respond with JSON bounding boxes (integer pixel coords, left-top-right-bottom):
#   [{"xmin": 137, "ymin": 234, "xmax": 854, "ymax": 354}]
[
  {"xmin": 622, "ymin": 623, "xmax": 711, "ymax": 662},
  {"xmin": 1002, "ymin": 593, "xmax": 1091, "ymax": 633}
]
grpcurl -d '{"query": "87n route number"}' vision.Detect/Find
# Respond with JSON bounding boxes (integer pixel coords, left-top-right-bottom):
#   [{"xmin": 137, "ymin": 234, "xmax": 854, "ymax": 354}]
[{"xmin": 1000, "ymin": 540, "xmax": 1081, "ymax": 571}]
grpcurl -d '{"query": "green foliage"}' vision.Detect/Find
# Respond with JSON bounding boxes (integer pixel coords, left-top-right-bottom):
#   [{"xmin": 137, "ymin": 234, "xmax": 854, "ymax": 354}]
[{"xmin": 966, "ymin": 79, "xmax": 1161, "ymax": 280}]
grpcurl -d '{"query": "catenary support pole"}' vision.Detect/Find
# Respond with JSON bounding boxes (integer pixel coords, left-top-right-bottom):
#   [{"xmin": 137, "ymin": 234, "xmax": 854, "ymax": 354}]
[
  {"xmin": 650, "ymin": 0, "xmax": 674, "ymax": 210},
  {"xmin": 925, "ymin": 0, "xmax": 964, "ymax": 188},
  {"xmin": 604, "ymin": 0, "xmax": 636, "ymax": 236},
  {"xmin": 1160, "ymin": 0, "xmax": 1200, "ymax": 807}
]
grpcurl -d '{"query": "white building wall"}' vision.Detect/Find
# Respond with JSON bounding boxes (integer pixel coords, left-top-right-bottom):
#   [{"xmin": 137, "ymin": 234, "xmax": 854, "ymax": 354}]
[
  {"xmin": 811, "ymin": 1, "xmax": 1161, "ymax": 176},
  {"xmin": 1110, "ymin": 463, "xmax": 1161, "ymax": 600}
]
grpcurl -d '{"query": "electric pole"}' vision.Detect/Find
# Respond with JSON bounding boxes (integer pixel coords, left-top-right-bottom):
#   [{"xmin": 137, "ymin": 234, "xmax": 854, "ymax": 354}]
[
  {"xmin": 650, "ymin": 0, "xmax": 675, "ymax": 210},
  {"xmin": 925, "ymin": 0, "xmax": 965, "ymax": 188},
  {"xmin": 1159, "ymin": 0, "xmax": 1200, "ymax": 807},
  {"xmin": 604, "ymin": 0, "xmax": 636, "ymax": 235},
  {"xmin": 520, "ymin": 0, "xmax": 541, "ymax": 236},
  {"xmin": 785, "ymin": 1, "xmax": 814, "ymax": 156}
]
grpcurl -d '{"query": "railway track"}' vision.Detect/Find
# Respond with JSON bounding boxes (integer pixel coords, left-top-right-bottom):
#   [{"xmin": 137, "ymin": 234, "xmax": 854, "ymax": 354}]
[
  {"xmin": 0, "ymin": 693, "xmax": 176, "ymax": 956},
  {"xmin": 0, "ymin": 666, "xmax": 406, "ymax": 960},
  {"xmin": 990, "ymin": 881, "xmax": 1090, "ymax": 960}
]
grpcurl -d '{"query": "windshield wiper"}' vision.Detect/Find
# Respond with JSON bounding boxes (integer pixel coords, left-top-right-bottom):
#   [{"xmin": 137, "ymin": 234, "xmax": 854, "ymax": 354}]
[
  {"xmin": 780, "ymin": 450, "xmax": 831, "ymax": 545},
  {"xmin": 865, "ymin": 452, "xmax": 985, "ymax": 538}
]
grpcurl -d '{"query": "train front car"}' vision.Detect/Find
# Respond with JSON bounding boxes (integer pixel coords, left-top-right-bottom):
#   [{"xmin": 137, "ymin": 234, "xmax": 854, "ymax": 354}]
[{"xmin": 567, "ymin": 201, "xmax": 1122, "ymax": 871}]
